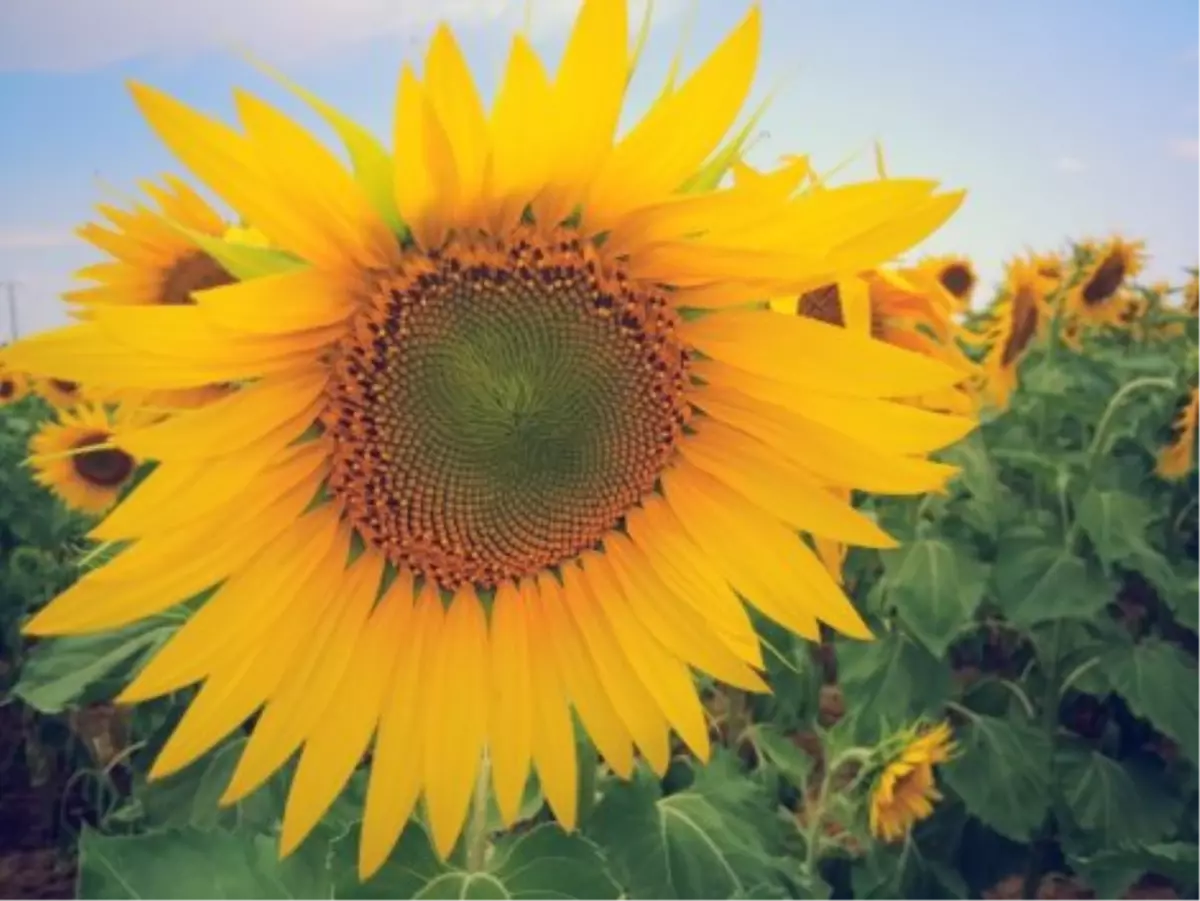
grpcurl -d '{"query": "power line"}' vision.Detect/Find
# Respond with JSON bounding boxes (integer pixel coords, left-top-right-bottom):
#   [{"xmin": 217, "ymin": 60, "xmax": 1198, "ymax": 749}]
[{"xmin": 1, "ymin": 281, "xmax": 20, "ymax": 342}]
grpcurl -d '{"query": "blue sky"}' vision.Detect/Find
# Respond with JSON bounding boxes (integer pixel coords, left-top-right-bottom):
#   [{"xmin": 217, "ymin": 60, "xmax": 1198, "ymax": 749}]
[{"xmin": 0, "ymin": 0, "xmax": 1195, "ymax": 340}]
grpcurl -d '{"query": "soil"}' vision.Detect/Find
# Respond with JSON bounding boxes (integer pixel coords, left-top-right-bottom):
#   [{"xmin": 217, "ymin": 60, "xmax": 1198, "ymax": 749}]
[{"xmin": 0, "ymin": 702, "xmax": 110, "ymax": 900}]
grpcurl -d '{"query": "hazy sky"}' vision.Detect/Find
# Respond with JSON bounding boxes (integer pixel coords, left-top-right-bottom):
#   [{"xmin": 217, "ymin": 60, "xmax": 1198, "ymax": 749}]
[{"xmin": 0, "ymin": 0, "xmax": 1196, "ymax": 340}]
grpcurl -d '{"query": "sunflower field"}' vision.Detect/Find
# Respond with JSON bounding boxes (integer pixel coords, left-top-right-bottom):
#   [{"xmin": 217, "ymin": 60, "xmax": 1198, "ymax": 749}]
[{"xmin": 0, "ymin": 3, "xmax": 1198, "ymax": 899}]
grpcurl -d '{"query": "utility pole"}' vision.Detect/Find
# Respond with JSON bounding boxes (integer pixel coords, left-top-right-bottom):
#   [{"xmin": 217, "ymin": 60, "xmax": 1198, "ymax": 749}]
[{"xmin": 1, "ymin": 281, "xmax": 19, "ymax": 343}]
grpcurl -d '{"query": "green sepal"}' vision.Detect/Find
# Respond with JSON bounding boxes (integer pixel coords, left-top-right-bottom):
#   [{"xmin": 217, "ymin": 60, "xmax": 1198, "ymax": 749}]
[{"xmin": 677, "ymin": 79, "xmax": 783, "ymax": 195}]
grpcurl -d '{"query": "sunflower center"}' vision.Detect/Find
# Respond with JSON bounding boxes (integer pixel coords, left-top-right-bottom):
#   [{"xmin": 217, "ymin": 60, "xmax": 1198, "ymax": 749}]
[
  {"xmin": 939, "ymin": 264, "xmax": 974, "ymax": 299},
  {"xmin": 0, "ymin": 379, "xmax": 13, "ymax": 400},
  {"xmin": 1082, "ymin": 253, "xmax": 1126, "ymax": 306},
  {"xmin": 158, "ymin": 251, "xmax": 234, "ymax": 306},
  {"xmin": 325, "ymin": 229, "xmax": 691, "ymax": 590},
  {"xmin": 70, "ymin": 433, "xmax": 135, "ymax": 488},
  {"xmin": 1001, "ymin": 286, "xmax": 1040, "ymax": 366},
  {"xmin": 50, "ymin": 379, "xmax": 79, "ymax": 397}
]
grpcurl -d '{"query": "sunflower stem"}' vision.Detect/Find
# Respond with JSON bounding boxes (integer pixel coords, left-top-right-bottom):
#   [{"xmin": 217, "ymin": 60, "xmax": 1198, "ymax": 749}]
[{"xmin": 466, "ymin": 753, "xmax": 492, "ymax": 873}]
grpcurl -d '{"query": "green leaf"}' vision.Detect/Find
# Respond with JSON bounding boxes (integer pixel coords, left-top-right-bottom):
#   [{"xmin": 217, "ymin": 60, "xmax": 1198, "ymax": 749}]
[
  {"xmin": 941, "ymin": 714, "xmax": 1051, "ymax": 842},
  {"xmin": 883, "ymin": 538, "xmax": 988, "ymax": 656},
  {"xmin": 1075, "ymin": 489, "xmax": 1162, "ymax": 575},
  {"xmin": 1071, "ymin": 842, "xmax": 1200, "ymax": 898},
  {"xmin": 1056, "ymin": 746, "xmax": 1180, "ymax": 850},
  {"xmin": 991, "ymin": 542, "xmax": 1111, "ymax": 628},
  {"xmin": 334, "ymin": 822, "xmax": 617, "ymax": 900},
  {"xmin": 586, "ymin": 764, "xmax": 796, "ymax": 899},
  {"xmin": 13, "ymin": 617, "xmax": 177, "ymax": 713},
  {"xmin": 837, "ymin": 629, "xmax": 953, "ymax": 742},
  {"xmin": 1161, "ymin": 565, "xmax": 1199, "ymax": 632},
  {"xmin": 1102, "ymin": 639, "xmax": 1198, "ymax": 763},
  {"xmin": 76, "ymin": 825, "xmax": 332, "ymax": 899}
]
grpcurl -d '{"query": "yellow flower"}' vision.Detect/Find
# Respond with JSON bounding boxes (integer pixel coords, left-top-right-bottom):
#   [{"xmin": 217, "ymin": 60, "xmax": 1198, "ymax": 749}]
[
  {"xmin": 0, "ymin": 362, "xmax": 29, "ymax": 406},
  {"xmin": 869, "ymin": 722, "xmax": 956, "ymax": 843},
  {"xmin": 1157, "ymin": 388, "xmax": 1198, "ymax": 480},
  {"xmin": 4, "ymin": 0, "xmax": 974, "ymax": 877},
  {"xmin": 28, "ymin": 404, "xmax": 139, "ymax": 514},
  {"xmin": 36, "ymin": 377, "xmax": 85, "ymax": 409},
  {"xmin": 901, "ymin": 254, "xmax": 978, "ymax": 313},
  {"xmin": 980, "ymin": 257, "xmax": 1053, "ymax": 411},
  {"xmin": 1067, "ymin": 236, "xmax": 1146, "ymax": 325}
]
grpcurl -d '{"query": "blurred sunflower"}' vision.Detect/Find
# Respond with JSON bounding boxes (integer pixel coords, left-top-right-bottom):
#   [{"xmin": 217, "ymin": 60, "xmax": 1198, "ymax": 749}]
[
  {"xmin": 65, "ymin": 178, "xmax": 271, "ymax": 411},
  {"xmin": 5, "ymin": 0, "xmax": 974, "ymax": 877},
  {"xmin": 903, "ymin": 254, "xmax": 978, "ymax": 313},
  {"xmin": 1184, "ymin": 270, "xmax": 1198, "ymax": 316},
  {"xmin": 868, "ymin": 721, "xmax": 955, "ymax": 843},
  {"xmin": 980, "ymin": 258, "xmax": 1053, "ymax": 410},
  {"xmin": 37, "ymin": 377, "xmax": 84, "ymax": 409},
  {"xmin": 1157, "ymin": 387, "xmax": 1198, "ymax": 480},
  {"xmin": 1, "ymin": 362, "xmax": 29, "ymax": 406},
  {"xmin": 1067, "ymin": 237, "xmax": 1146, "ymax": 325},
  {"xmin": 29, "ymin": 405, "xmax": 139, "ymax": 514}
]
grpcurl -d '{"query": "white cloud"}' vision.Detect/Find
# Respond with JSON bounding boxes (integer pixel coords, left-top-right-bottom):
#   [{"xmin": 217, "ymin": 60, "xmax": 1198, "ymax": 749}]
[
  {"xmin": 1167, "ymin": 138, "xmax": 1200, "ymax": 161},
  {"xmin": 1054, "ymin": 155, "xmax": 1086, "ymax": 174},
  {"xmin": 0, "ymin": 0, "xmax": 679, "ymax": 72},
  {"xmin": 0, "ymin": 226, "xmax": 75, "ymax": 250}
]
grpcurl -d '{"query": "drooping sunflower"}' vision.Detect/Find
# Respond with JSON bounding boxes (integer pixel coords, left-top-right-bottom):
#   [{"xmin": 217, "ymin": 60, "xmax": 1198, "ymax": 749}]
[
  {"xmin": 902, "ymin": 254, "xmax": 978, "ymax": 313},
  {"xmin": 29, "ymin": 405, "xmax": 140, "ymax": 514},
  {"xmin": 0, "ymin": 362, "xmax": 29, "ymax": 406},
  {"xmin": 4, "ymin": 0, "xmax": 974, "ymax": 878},
  {"xmin": 979, "ymin": 258, "xmax": 1053, "ymax": 410},
  {"xmin": 1067, "ymin": 236, "xmax": 1146, "ymax": 325},
  {"xmin": 868, "ymin": 721, "xmax": 955, "ymax": 843},
  {"xmin": 1157, "ymin": 387, "xmax": 1199, "ymax": 480}
]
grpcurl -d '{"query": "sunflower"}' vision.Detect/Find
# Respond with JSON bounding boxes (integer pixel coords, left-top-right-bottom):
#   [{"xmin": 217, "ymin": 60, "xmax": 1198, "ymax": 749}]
[
  {"xmin": 29, "ymin": 405, "xmax": 140, "ymax": 514},
  {"xmin": 0, "ymin": 362, "xmax": 29, "ymax": 406},
  {"xmin": 4, "ymin": 0, "xmax": 974, "ymax": 877},
  {"xmin": 1157, "ymin": 387, "xmax": 1198, "ymax": 480},
  {"xmin": 902, "ymin": 254, "xmax": 978, "ymax": 313},
  {"xmin": 36, "ymin": 377, "xmax": 85, "ymax": 409},
  {"xmin": 1184, "ymin": 270, "xmax": 1198, "ymax": 316},
  {"xmin": 868, "ymin": 721, "xmax": 955, "ymax": 844},
  {"xmin": 979, "ymin": 258, "xmax": 1053, "ymax": 410},
  {"xmin": 782, "ymin": 270, "xmax": 977, "ymax": 415},
  {"xmin": 1067, "ymin": 236, "xmax": 1146, "ymax": 325}
]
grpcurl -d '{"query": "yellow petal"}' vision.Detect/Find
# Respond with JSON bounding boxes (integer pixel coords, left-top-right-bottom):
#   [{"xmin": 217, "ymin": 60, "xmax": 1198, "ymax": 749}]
[
  {"xmin": 558, "ymin": 565, "xmax": 671, "ymax": 773},
  {"xmin": 681, "ymin": 416, "xmax": 897, "ymax": 545},
  {"xmin": 424, "ymin": 25, "xmax": 490, "ymax": 227},
  {"xmin": 578, "ymin": 552, "xmax": 710, "ymax": 760},
  {"xmin": 423, "ymin": 586, "xmax": 489, "ymax": 858},
  {"xmin": 194, "ymin": 268, "xmax": 356, "ymax": 335},
  {"xmin": 393, "ymin": 66, "xmax": 459, "ymax": 250},
  {"xmin": 532, "ymin": 0, "xmax": 627, "ymax": 226},
  {"xmin": 663, "ymin": 461, "xmax": 872, "ymax": 639},
  {"xmin": 525, "ymin": 580, "xmax": 580, "ymax": 830},
  {"xmin": 279, "ymin": 573, "xmax": 412, "ymax": 857},
  {"xmin": 219, "ymin": 549, "xmax": 384, "ymax": 802},
  {"xmin": 359, "ymin": 587, "xmax": 441, "ymax": 880},
  {"xmin": 684, "ymin": 310, "xmax": 964, "ymax": 399},
  {"xmin": 585, "ymin": 7, "xmax": 761, "ymax": 232},
  {"xmin": 531, "ymin": 575, "xmax": 636, "ymax": 779},
  {"xmin": 234, "ymin": 89, "xmax": 400, "ymax": 271},
  {"xmin": 488, "ymin": 580, "xmax": 534, "ymax": 827}
]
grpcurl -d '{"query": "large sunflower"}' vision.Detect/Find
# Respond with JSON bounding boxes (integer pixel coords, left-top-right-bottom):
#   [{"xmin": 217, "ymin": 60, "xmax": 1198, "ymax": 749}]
[
  {"xmin": 3, "ymin": 0, "xmax": 974, "ymax": 878},
  {"xmin": 980, "ymin": 258, "xmax": 1053, "ymax": 410},
  {"xmin": 1067, "ymin": 236, "xmax": 1146, "ymax": 325},
  {"xmin": 29, "ymin": 404, "xmax": 140, "ymax": 514}
]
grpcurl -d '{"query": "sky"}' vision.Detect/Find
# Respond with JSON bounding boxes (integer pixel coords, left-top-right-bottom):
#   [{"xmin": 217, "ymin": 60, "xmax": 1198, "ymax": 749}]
[{"xmin": 0, "ymin": 0, "xmax": 1196, "ymax": 341}]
